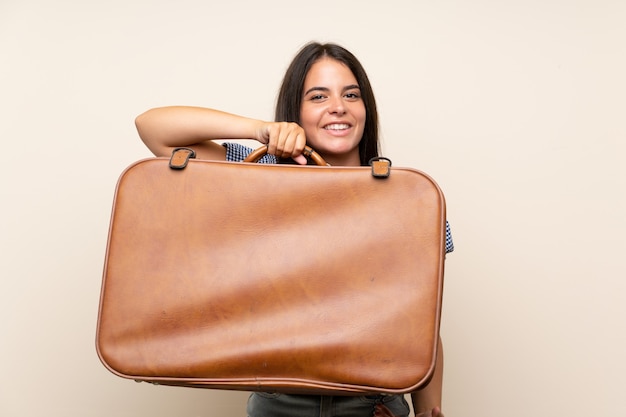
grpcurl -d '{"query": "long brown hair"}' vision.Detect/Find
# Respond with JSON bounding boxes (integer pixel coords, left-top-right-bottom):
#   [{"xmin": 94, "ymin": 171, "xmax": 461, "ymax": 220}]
[{"xmin": 275, "ymin": 42, "xmax": 380, "ymax": 166}]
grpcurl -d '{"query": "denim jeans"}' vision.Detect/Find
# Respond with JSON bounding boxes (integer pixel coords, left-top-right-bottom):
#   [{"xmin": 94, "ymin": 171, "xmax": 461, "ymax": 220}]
[{"xmin": 247, "ymin": 393, "xmax": 410, "ymax": 417}]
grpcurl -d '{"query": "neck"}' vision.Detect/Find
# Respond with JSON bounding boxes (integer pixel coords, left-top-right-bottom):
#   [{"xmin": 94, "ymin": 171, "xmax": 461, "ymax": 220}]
[{"xmin": 320, "ymin": 151, "xmax": 362, "ymax": 167}]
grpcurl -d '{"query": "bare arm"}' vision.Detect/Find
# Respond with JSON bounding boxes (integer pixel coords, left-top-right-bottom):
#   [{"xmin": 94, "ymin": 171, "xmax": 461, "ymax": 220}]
[
  {"xmin": 410, "ymin": 337, "xmax": 444, "ymax": 417},
  {"xmin": 135, "ymin": 106, "xmax": 307, "ymax": 163},
  {"xmin": 374, "ymin": 337, "xmax": 444, "ymax": 417}
]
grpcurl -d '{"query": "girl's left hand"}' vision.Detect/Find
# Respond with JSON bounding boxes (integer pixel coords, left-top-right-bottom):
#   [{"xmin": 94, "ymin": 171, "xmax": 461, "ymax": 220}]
[
  {"xmin": 374, "ymin": 404, "xmax": 445, "ymax": 417},
  {"xmin": 373, "ymin": 403, "xmax": 397, "ymax": 416}
]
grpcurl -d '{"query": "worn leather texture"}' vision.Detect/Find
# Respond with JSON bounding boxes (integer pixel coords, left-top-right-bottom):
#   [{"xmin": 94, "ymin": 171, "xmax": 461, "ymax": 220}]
[{"xmin": 96, "ymin": 155, "xmax": 447, "ymax": 394}]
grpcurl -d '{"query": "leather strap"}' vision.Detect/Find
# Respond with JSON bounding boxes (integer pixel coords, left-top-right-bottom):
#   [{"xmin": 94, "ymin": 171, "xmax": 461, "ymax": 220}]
[
  {"xmin": 169, "ymin": 148, "xmax": 196, "ymax": 169},
  {"xmin": 243, "ymin": 145, "xmax": 328, "ymax": 166},
  {"xmin": 369, "ymin": 157, "xmax": 392, "ymax": 179}
]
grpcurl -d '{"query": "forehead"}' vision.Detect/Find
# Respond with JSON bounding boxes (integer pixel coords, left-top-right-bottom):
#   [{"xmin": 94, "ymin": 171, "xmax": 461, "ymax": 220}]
[{"xmin": 304, "ymin": 57, "xmax": 358, "ymax": 87}]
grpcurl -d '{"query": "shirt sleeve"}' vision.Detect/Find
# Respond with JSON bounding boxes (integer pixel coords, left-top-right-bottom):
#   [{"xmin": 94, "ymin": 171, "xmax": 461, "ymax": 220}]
[{"xmin": 445, "ymin": 221, "xmax": 454, "ymax": 254}]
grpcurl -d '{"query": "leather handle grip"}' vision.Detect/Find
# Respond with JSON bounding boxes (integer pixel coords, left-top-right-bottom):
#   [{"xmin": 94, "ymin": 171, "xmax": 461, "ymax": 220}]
[{"xmin": 243, "ymin": 145, "xmax": 328, "ymax": 166}]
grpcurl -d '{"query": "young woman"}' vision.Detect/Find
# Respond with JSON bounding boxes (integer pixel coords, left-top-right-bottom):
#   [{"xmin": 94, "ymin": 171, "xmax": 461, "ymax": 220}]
[{"xmin": 136, "ymin": 42, "xmax": 451, "ymax": 417}]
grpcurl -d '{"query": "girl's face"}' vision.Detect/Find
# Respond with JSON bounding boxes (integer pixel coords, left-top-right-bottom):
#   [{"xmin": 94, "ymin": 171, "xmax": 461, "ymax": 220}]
[{"xmin": 300, "ymin": 57, "xmax": 366, "ymax": 166}]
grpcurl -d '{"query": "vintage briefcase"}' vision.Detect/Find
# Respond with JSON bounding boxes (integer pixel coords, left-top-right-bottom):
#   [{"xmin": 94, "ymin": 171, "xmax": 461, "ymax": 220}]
[{"xmin": 96, "ymin": 146, "xmax": 447, "ymax": 394}]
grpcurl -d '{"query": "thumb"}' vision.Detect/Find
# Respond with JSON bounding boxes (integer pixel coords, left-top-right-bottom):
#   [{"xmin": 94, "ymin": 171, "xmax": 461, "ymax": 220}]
[{"xmin": 292, "ymin": 154, "xmax": 308, "ymax": 165}]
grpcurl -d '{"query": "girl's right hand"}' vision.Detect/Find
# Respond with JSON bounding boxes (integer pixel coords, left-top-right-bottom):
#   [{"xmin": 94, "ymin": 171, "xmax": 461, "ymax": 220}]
[{"xmin": 257, "ymin": 121, "xmax": 308, "ymax": 165}]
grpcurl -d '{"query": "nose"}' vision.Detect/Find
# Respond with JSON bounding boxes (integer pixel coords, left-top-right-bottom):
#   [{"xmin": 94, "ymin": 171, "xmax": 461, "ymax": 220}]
[{"xmin": 328, "ymin": 96, "xmax": 346, "ymax": 115}]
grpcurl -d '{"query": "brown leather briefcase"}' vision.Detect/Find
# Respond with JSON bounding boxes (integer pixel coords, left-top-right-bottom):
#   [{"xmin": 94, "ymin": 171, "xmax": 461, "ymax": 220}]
[{"xmin": 96, "ymin": 146, "xmax": 447, "ymax": 395}]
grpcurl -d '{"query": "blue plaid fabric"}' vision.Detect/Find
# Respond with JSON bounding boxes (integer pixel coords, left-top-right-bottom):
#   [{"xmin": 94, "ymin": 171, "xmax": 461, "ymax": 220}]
[
  {"xmin": 223, "ymin": 142, "xmax": 454, "ymax": 253},
  {"xmin": 224, "ymin": 142, "xmax": 277, "ymax": 164},
  {"xmin": 445, "ymin": 224, "xmax": 455, "ymax": 254}
]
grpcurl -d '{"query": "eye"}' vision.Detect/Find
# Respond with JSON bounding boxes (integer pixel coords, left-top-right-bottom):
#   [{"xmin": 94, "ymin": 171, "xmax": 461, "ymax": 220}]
[
  {"xmin": 344, "ymin": 91, "xmax": 361, "ymax": 100},
  {"xmin": 308, "ymin": 93, "xmax": 327, "ymax": 102}
]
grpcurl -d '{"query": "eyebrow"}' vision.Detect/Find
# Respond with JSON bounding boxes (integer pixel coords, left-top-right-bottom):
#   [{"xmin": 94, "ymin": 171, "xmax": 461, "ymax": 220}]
[{"xmin": 304, "ymin": 84, "xmax": 361, "ymax": 96}]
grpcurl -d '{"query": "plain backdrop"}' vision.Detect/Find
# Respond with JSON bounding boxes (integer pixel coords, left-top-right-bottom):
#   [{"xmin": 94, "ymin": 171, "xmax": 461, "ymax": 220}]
[{"xmin": 1, "ymin": 1, "xmax": 625, "ymax": 416}]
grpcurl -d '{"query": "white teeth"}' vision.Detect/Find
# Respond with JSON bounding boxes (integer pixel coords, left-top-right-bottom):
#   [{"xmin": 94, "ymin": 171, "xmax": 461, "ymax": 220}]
[{"xmin": 324, "ymin": 123, "xmax": 350, "ymax": 130}]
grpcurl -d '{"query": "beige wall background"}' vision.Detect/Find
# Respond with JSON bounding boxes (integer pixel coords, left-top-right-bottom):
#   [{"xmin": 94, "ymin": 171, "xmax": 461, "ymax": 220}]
[{"xmin": 1, "ymin": 0, "xmax": 624, "ymax": 416}]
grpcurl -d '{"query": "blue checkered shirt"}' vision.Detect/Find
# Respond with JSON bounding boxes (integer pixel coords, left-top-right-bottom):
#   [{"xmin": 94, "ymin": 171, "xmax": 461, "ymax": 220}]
[{"xmin": 223, "ymin": 142, "xmax": 454, "ymax": 254}]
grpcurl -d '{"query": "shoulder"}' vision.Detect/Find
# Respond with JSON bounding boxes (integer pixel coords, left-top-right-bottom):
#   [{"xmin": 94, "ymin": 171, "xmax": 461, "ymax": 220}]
[{"xmin": 222, "ymin": 142, "xmax": 277, "ymax": 164}]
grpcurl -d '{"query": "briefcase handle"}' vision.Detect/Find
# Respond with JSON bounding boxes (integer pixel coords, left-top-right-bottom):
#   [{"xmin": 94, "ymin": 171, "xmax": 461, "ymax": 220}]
[{"xmin": 244, "ymin": 145, "xmax": 328, "ymax": 166}]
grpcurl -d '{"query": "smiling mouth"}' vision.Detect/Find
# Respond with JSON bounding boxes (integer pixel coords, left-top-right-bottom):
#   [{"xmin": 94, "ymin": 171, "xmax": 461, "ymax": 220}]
[{"xmin": 323, "ymin": 123, "xmax": 351, "ymax": 130}]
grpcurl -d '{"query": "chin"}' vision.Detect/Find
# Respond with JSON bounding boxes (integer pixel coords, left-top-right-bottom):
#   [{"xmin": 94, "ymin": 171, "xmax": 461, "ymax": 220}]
[
  {"xmin": 317, "ymin": 148, "xmax": 360, "ymax": 164},
  {"xmin": 312, "ymin": 139, "xmax": 360, "ymax": 154}
]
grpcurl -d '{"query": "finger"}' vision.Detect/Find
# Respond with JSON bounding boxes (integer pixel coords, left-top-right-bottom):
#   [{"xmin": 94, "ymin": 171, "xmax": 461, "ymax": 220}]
[
  {"xmin": 292, "ymin": 154, "xmax": 308, "ymax": 165},
  {"xmin": 374, "ymin": 404, "xmax": 397, "ymax": 417},
  {"xmin": 278, "ymin": 126, "xmax": 296, "ymax": 157},
  {"xmin": 415, "ymin": 407, "xmax": 442, "ymax": 417},
  {"xmin": 272, "ymin": 123, "xmax": 306, "ymax": 162},
  {"xmin": 274, "ymin": 124, "xmax": 289, "ymax": 157},
  {"xmin": 284, "ymin": 130, "xmax": 307, "ymax": 164}
]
